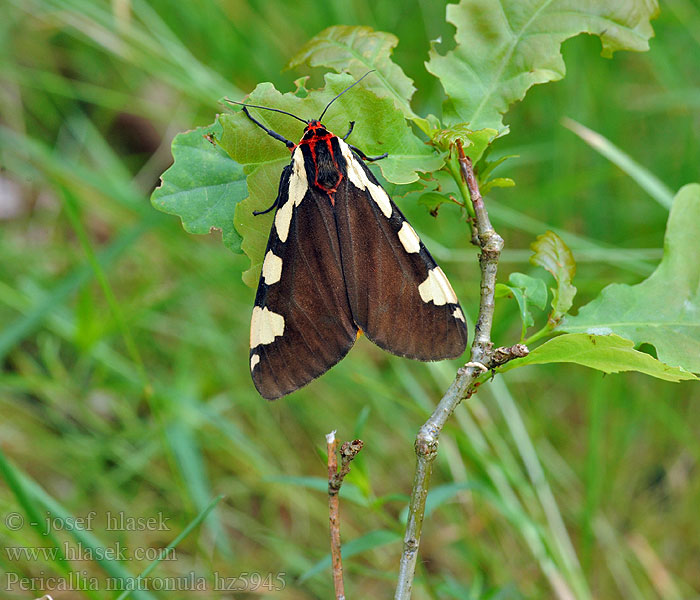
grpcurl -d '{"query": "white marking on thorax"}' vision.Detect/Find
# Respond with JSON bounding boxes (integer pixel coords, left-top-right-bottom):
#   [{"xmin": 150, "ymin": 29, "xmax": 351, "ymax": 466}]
[
  {"xmin": 250, "ymin": 306, "xmax": 285, "ymax": 347},
  {"xmin": 262, "ymin": 250, "xmax": 283, "ymax": 285},
  {"xmin": 418, "ymin": 267, "xmax": 459, "ymax": 306}
]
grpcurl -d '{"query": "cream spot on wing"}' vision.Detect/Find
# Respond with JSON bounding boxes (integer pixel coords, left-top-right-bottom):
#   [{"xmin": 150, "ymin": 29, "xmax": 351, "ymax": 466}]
[
  {"xmin": 262, "ymin": 250, "xmax": 283, "ymax": 285},
  {"xmin": 275, "ymin": 149, "xmax": 308, "ymax": 243},
  {"xmin": 274, "ymin": 201, "xmax": 293, "ymax": 242},
  {"xmin": 250, "ymin": 306, "xmax": 285, "ymax": 347},
  {"xmin": 397, "ymin": 221, "xmax": 420, "ymax": 253},
  {"xmin": 433, "ymin": 266, "xmax": 458, "ymax": 304},
  {"xmin": 367, "ymin": 180, "xmax": 392, "ymax": 218},
  {"xmin": 453, "ymin": 307, "xmax": 465, "ymax": 322},
  {"xmin": 418, "ymin": 267, "xmax": 459, "ymax": 306},
  {"xmin": 250, "ymin": 353, "xmax": 260, "ymax": 371},
  {"xmin": 418, "ymin": 270, "xmax": 444, "ymax": 305}
]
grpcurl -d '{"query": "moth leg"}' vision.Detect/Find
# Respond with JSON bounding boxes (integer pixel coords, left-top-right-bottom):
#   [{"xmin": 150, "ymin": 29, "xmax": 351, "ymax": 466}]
[
  {"xmin": 342, "ymin": 121, "xmax": 355, "ymax": 140},
  {"xmin": 349, "ymin": 144, "xmax": 388, "ymax": 162},
  {"xmin": 254, "ymin": 165, "xmax": 292, "ymax": 216},
  {"xmin": 242, "ymin": 107, "xmax": 295, "ymax": 149}
]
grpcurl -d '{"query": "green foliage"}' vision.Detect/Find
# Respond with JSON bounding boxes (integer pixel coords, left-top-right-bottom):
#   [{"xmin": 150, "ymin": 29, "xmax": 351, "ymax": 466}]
[
  {"xmin": 151, "ymin": 3, "xmax": 661, "ymax": 293},
  {"xmin": 480, "ymin": 176, "xmax": 516, "ymax": 195},
  {"xmin": 563, "ymin": 117, "xmax": 675, "ymax": 209},
  {"xmin": 299, "ymin": 529, "xmax": 402, "ymax": 582},
  {"xmin": 287, "ymin": 25, "xmax": 424, "ymax": 128},
  {"xmin": 426, "ymin": 0, "xmax": 659, "ymax": 131},
  {"xmin": 475, "ymin": 151, "xmax": 517, "ymax": 195},
  {"xmin": 115, "ymin": 495, "xmax": 224, "ymax": 600},
  {"xmin": 432, "ymin": 125, "xmax": 498, "ymax": 162},
  {"xmin": 496, "ymin": 273, "xmax": 548, "ymax": 341},
  {"xmin": 500, "ymin": 333, "xmax": 697, "ymax": 382},
  {"xmin": 530, "ymin": 231, "xmax": 578, "ymax": 322},
  {"xmin": 563, "ymin": 184, "xmax": 700, "ymax": 373},
  {"xmin": 265, "ymin": 475, "xmax": 370, "ymax": 506},
  {"xmin": 417, "ymin": 191, "xmax": 455, "ymax": 215},
  {"xmin": 3, "ymin": 0, "xmax": 700, "ymax": 599},
  {"xmin": 151, "ymin": 119, "xmax": 246, "ymax": 253},
  {"xmin": 221, "ymin": 74, "xmax": 443, "ymax": 184}
]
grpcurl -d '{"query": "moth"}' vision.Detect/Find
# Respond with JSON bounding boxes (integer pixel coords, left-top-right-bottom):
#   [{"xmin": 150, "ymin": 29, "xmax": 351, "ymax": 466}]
[{"xmin": 234, "ymin": 74, "xmax": 468, "ymax": 399}]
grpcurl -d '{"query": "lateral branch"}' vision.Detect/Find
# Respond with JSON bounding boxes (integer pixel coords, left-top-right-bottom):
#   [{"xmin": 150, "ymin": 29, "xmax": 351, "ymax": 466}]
[{"xmin": 327, "ymin": 430, "xmax": 364, "ymax": 600}]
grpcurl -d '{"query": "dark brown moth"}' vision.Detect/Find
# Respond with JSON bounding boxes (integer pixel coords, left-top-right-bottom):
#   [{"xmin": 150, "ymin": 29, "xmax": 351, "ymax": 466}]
[{"xmin": 234, "ymin": 75, "xmax": 468, "ymax": 399}]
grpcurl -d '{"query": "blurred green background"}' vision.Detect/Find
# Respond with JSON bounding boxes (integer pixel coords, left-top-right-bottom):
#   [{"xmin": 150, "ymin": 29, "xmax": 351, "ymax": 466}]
[{"xmin": 1, "ymin": 1, "xmax": 699, "ymax": 598}]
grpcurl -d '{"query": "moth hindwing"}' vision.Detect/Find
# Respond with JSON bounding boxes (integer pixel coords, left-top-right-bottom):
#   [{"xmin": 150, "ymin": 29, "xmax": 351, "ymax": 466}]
[{"xmin": 241, "ymin": 94, "xmax": 468, "ymax": 399}]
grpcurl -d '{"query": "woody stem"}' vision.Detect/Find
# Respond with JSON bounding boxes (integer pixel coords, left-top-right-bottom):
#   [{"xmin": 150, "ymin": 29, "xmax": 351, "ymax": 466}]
[{"xmin": 394, "ymin": 140, "xmax": 505, "ymax": 600}]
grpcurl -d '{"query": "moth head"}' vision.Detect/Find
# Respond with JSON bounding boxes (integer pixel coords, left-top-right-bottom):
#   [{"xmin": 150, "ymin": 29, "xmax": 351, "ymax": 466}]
[{"xmin": 302, "ymin": 120, "xmax": 328, "ymax": 139}]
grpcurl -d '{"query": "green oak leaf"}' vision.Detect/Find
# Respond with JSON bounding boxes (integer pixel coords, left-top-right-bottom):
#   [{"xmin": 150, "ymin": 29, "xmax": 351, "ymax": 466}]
[
  {"xmin": 375, "ymin": 177, "xmax": 427, "ymax": 200},
  {"xmin": 432, "ymin": 125, "xmax": 498, "ymax": 163},
  {"xmin": 418, "ymin": 191, "xmax": 454, "ymax": 215},
  {"xmin": 220, "ymin": 73, "xmax": 443, "ymax": 287},
  {"xmin": 497, "ymin": 273, "xmax": 548, "ymax": 340},
  {"xmin": 499, "ymin": 333, "xmax": 696, "ymax": 382},
  {"xmin": 151, "ymin": 118, "xmax": 246, "ymax": 253},
  {"xmin": 496, "ymin": 284, "xmax": 534, "ymax": 332},
  {"xmin": 292, "ymin": 76, "xmax": 311, "ymax": 97},
  {"xmin": 481, "ymin": 177, "xmax": 515, "ymax": 195},
  {"xmin": 562, "ymin": 184, "xmax": 700, "ymax": 374},
  {"xmin": 510, "ymin": 273, "xmax": 548, "ymax": 311},
  {"xmin": 476, "ymin": 152, "xmax": 518, "ymax": 194},
  {"xmin": 426, "ymin": 0, "xmax": 659, "ymax": 131},
  {"xmin": 287, "ymin": 25, "xmax": 426, "ymax": 129},
  {"xmin": 530, "ymin": 231, "xmax": 577, "ymax": 321},
  {"xmin": 478, "ymin": 154, "xmax": 518, "ymax": 183}
]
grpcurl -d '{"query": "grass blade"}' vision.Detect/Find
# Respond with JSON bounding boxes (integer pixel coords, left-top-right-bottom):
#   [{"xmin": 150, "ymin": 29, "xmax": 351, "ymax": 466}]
[
  {"xmin": 0, "ymin": 448, "xmax": 157, "ymax": 600},
  {"xmin": 0, "ymin": 220, "xmax": 152, "ymax": 362},
  {"xmin": 562, "ymin": 117, "xmax": 674, "ymax": 209},
  {"xmin": 298, "ymin": 529, "xmax": 401, "ymax": 583},
  {"xmin": 115, "ymin": 495, "xmax": 224, "ymax": 600}
]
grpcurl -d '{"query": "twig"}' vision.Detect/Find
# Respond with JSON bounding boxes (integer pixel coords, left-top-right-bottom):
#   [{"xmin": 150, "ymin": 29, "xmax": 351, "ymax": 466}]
[
  {"xmin": 327, "ymin": 431, "xmax": 364, "ymax": 600},
  {"xmin": 394, "ymin": 141, "xmax": 523, "ymax": 599}
]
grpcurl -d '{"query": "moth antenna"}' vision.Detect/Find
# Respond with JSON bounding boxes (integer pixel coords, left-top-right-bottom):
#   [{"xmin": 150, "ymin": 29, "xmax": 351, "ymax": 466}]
[
  {"xmin": 225, "ymin": 99, "xmax": 309, "ymax": 125},
  {"xmin": 318, "ymin": 70, "xmax": 375, "ymax": 122}
]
